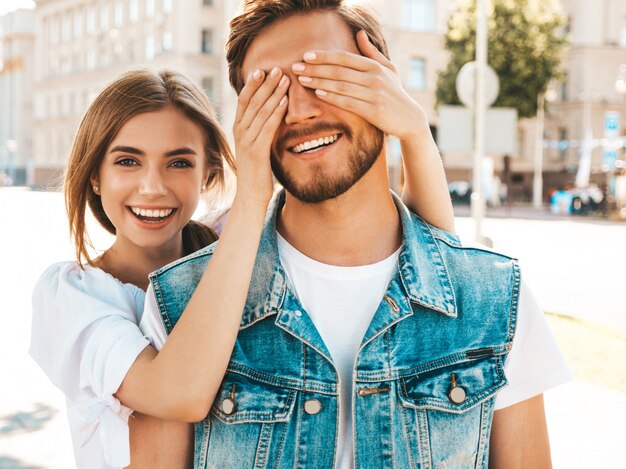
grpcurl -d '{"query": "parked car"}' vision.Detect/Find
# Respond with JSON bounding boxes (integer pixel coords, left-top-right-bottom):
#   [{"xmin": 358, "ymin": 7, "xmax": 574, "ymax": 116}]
[
  {"xmin": 550, "ymin": 185, "xmax": 604, "ymax": 215},
  {"xmin": 448, "ymin": 181, "xmax": 471, "ymax": 205}
]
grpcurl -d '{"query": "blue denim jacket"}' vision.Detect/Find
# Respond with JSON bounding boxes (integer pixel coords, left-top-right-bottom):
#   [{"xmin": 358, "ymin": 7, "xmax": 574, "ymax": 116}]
[{"xmin": 149, "ymin": 191, "xmax": 520, "ymax": 469}]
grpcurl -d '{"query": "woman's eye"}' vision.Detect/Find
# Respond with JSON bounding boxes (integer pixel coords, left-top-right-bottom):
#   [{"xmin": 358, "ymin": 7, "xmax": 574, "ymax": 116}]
[
  {"xmin": 114, "ymin": 157, "xmax": 138, "ymax": 166},
  {"xmin": 170, "ymin": 159, "xmax": 192, "ymax": 168}
]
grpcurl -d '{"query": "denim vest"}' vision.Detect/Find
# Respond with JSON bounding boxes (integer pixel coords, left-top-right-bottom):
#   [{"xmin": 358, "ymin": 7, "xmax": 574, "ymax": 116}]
[{"xmin": 149, "ymin": 191, "xmax": 520, "ymax": 469}]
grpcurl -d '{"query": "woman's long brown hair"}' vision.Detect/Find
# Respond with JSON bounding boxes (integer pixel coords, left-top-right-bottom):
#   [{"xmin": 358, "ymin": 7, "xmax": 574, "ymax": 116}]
[{"xmin": 64, "ymin": 69, "xmax": 235, "ymax": 266}]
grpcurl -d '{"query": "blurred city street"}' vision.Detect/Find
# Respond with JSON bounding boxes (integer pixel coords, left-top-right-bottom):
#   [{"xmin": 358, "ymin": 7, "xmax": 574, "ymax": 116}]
[{"xmin": 1, "ymin": 189, "xmax": 625, "ymax": 468}]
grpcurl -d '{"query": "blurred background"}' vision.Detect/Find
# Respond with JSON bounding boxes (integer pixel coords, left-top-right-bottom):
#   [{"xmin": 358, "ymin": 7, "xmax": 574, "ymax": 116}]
[{"xmin": 1, "ymin": 0, "xmax": 625, "ymax": 468}]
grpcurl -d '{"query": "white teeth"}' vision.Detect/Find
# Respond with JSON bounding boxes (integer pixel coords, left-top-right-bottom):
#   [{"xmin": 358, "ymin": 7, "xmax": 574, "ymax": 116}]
[
  {"xmin": 292, "ymin": 134, "xmax": 339, "ymax": 154},
  {"xmin": 130, "ymin": 207, "xmax": 174, "ymax": 219}
]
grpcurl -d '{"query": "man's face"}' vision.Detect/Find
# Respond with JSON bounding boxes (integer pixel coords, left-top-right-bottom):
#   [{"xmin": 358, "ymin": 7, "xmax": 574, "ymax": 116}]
[{"xmin": 241, "ymin": 11, "xmax": 384, "ymax": 203}]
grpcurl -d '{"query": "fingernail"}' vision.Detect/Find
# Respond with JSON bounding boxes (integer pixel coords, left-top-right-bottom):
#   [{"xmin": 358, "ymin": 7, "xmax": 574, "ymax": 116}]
[
  {"xmin": 303, "ymin": 52, "xmax": 316, "ymax": 61},
  {"xmin": 279, "ymin": 95, "xmax": 288, "ymax": 106},
  {"xmin": 298, "ymin": 76, "xmax": 312, "ymax": 83},
  {"xmin": 253, "ymin": 69, "xmax": 262, "ymax": 80},
  {"xmin": 270, "ymin": 67, "xmax": 280, "ymax": 78},
  {"xmin": 279, "ymin": 75, "xmax": 289, "ymax": 87},
  {"xmin": 315, "ymin": 89, "xmax": 327, "ymax": 97},
  {"xmin": 292, "ymin": 63, "xmax": 306, "ymax": 72}
]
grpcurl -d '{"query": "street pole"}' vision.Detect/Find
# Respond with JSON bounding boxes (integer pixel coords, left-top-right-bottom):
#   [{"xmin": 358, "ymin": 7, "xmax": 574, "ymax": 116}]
[
  {"xmin": 471, "ymin": 0, "xmax": 488, "ymax": 243},
  {"xmin": 533, "ymin": 93, "xmax": 545, "ymax": 207}
]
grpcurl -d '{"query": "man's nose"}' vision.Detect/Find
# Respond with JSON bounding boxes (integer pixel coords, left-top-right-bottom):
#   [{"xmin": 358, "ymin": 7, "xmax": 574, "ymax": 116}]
[
  {"xmin": 284, "ymin": 79, "xmax": 323, "ymax": 125},
  {"xmin": 138, "ymin": 167, "xmax": 167, "ymax": 197}
]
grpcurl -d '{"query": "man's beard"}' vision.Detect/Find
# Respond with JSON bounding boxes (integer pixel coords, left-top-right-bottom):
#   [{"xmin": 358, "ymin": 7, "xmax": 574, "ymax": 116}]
[{"xmin": 271, "ymin": 122, "xmax": 384, "ymax": 203}]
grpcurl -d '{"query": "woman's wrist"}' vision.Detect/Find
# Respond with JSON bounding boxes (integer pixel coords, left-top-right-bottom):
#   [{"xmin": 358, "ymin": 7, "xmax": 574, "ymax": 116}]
[{"xmin": 231, "ymin": 190, "xmax": 272, "ymax": 215}]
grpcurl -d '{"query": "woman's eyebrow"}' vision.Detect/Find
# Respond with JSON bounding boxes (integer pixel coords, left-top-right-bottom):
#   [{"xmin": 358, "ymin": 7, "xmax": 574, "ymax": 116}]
[
  {"xmin": 110, "ymin": 145, "xmax": 144, "ymax": 155},
  {"xmin": 164, "ymin": 147, "xmax": 198, "ymax": 157},
  {"xmin": 108, "ymin": 146, "xmax": 198, "ymax": 157}
]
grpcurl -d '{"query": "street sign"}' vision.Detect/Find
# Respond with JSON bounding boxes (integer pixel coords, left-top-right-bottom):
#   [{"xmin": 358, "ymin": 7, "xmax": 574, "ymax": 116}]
[
  {"xmin": 604, "ymin": 112, "xmax": 620, "ymax": 138},
  {"xmin": 437, "ymin": 105, "xmax": 518, "ymax": 155},
  {"xmin": 455, "ymin": 61, "xmax": 500, "ymax": 109},
  {"xmin": 603, "ymin": 112, "xmax": 621, "ymax": 171},
  {"xmin": 603, "ymin": 149, "xmax": 617, "ymax": 170}
]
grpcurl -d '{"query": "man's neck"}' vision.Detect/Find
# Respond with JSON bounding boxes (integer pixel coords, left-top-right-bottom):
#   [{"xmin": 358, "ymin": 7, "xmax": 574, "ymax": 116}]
[{"xmin": 277, "ymin": 158, "xmax": 402, "ymax": 266}]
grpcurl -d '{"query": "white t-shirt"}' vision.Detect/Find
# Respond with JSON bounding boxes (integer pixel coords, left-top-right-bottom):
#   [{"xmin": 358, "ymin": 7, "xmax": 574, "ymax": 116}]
[
  {"xmin": 30, "ymin": 262, "xmax": 150, "ymax": 469},
  {"xmin": 141, "ymin": 236, "xmax": 571, "ymax": 469}
]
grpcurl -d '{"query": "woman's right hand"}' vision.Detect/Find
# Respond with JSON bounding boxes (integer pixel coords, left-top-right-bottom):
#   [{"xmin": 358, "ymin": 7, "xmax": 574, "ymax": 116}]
[{"xmin": 233, "ymin": 67, "xmax": 290, "ymax": 208}]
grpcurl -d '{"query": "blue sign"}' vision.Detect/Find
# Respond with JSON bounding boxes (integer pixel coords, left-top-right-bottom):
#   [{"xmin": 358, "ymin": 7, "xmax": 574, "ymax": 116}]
[
  {"xmin": 604, "ymin": 112, "xmax": 620, "ymax": 138},
  {"xmin": 603, "ymin": 149, "xmax": 617, "ymax": 170}
]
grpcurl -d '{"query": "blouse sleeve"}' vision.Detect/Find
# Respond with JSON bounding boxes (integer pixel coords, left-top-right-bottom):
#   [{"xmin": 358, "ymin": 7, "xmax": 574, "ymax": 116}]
[{"xmin": 29, "ymin": 262, "xmax": 150, "ymax": 467}]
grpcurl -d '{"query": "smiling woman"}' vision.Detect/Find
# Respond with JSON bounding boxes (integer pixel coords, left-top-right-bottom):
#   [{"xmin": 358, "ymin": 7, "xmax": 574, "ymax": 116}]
[{"xmin": 29, "ymin": 67, "xmax": 286, "ymax": 469}]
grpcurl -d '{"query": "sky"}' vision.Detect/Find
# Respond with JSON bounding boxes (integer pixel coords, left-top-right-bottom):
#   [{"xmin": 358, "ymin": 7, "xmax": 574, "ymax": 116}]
[{"xmin": 0, "ymin": 0, "xmax": 35, "ymax": 16}]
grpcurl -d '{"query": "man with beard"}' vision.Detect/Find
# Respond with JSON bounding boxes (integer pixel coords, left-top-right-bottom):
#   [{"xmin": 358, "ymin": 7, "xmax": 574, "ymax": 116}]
[{"xmin": 140, "ymin": 1, "xmax": 569, "ymax": 468}]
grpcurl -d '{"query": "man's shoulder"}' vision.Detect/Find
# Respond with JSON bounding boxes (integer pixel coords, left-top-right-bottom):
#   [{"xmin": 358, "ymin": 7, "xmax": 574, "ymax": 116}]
[{"xmin": 407, "ymin": 211, "xmax": 517, "ymax": 263}]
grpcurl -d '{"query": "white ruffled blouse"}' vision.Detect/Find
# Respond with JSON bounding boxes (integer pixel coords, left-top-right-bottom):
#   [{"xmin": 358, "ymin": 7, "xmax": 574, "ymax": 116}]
[{"xmin": 30, "ymin": 262, "xmax": 150, "ymax": 469}]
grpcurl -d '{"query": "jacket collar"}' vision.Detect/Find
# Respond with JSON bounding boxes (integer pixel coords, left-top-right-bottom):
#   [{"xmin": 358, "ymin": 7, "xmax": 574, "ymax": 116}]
[{"xmin": 239, "ymin": 190, "xmax": 457, "ymax": 329}]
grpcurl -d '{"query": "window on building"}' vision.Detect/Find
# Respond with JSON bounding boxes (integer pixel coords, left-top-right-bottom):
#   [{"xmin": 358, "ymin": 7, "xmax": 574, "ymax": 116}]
[
  {"xmin": 73, "ymin": 52, "xmax": 81, "ymax": 73},
  {"xmin": 162, "ymin": 31, "xmax": 172, "ymax": 53},
  {"xmin": 408, "ymin": 58, "xmax": 426, "ymax": 90},
  {"xmin": 86, "ymin": 8, "xmax": 95, "ymax": 35},
  {"xmin": 100, "ymin": 47, "xmax": 110, "ymax": 68},
  {"xmin": 73, "ymin": 11, "xmax": 82, "ymax": 38},
  {"xmin": 130, "ymin": 0, "xmax": 139, "ymax": 22},
  {"xmin": 621, "ymin": 18, "xmax": 626, "ymax": 47},
  {"xmin": 86, "ymin": 49, "xmax": 96, "ymax": 71},
  {"xmin": 404, "ymin": 0, "xmax": 436, "ymax": 32},
  {"xmin": 145, "ymin": 36, "xmax": 154, "ymax": 60},
  {"xmin": 203, "ymin": 0, "xmax": 213, "ymax": 6},
  {"xmin": 100, "ymin": 5, "xmax": 109, "ymax": 32},
  {"xmin": 114, "ymin": 42, "xmax": 124, "ymax": 59},
  {"xmin": 201, "ymin": 29, "xmax": 213, "ymax": 54},
  {"xmin": 61, "ymin": 15, "xmax": 71, "ymax": 42},
  {"xmin": 202, "ymin": 77, "xmax": 214, "ymax": 101},
  {"xmin": 115, "ymin": 0, "xmax": 123, "ymax": 27},
  {"xmin": 129, "ymin": 40, "xmax": 139, "ymax": 62},
  {"xmin": 34, "ymin": 95, "xmax": 45, "ymax": 120},
  {"xmin": 61, "ymin": 55, "xmax": 71, "ymax": 75},
  {"xmin": 558, "ymin": 127, "xmax": 568, "ymax": 158},
  {"xmin": 50, "ymin": 55, "xmax": 59, "ymax": 78},
  {"xmin": 146, "ymin": 0, "xmax": 155, "ymax": 17},
  {"xmin": 560, "ymin": 78, "xmax": 568, "ymax": 101},
  {"xmin": 163, "ymin": 0, "xmax": 172, "ymax": 13},
  {"xmin": 49, "ymin": 17, "xmax": 59, "ymax": 44}
]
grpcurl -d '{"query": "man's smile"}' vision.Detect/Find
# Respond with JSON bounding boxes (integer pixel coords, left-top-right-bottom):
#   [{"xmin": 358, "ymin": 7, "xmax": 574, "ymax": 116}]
[{"xmin": 289, "ymin": 133, "xmax": 342, "ymax": 154}]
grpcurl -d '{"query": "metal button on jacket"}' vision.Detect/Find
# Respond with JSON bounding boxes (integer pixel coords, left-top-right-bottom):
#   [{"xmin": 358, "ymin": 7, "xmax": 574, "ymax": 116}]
[
  {"xmin": 304, "ymin": 399, "xmax": 322, "ymax": 415},
  {"xmin": 448, "ymin": 386, "xmax": 467, "ymax": 404},
  {"xmin": 222, "ymin": 397, "xmax": 236, "ymax": 415},
  {"xmin": 448, "ymin": 373, "xmax": 466, "ymax": 404}
]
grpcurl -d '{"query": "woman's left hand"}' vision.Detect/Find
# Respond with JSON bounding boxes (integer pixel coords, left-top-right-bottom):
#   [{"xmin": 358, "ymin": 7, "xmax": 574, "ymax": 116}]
[{"xmin": 291, "ymin": 30, "xmax": 429, "ymax": 141}]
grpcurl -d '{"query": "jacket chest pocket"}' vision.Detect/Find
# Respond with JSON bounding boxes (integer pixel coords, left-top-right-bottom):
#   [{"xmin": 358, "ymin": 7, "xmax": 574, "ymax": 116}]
[
  {"xmin": 203, "ymin": 372, "xmax": 297, "ymax": 469},
  {"xmin": 396, "ymin": 356, "xmax": 507, "ymax": 469}
]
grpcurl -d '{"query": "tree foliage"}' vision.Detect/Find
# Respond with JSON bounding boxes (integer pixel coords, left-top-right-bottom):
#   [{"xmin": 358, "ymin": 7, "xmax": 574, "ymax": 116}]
[{"xmin": 436, "ymin": 0, "xmax": 568, "ymax": 118}]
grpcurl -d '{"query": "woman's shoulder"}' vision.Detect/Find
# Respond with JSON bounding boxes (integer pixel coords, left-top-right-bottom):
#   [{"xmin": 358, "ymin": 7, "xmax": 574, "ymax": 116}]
[{"xmin": 33, "ymin": 261, "xmax": 145, "ymax": 320}]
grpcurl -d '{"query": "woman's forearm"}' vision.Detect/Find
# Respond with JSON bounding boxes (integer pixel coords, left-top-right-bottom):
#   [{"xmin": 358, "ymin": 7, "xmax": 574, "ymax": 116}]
[{"xmin": 118, "ymin": 194, "xmax": 268, "ymax": 421}]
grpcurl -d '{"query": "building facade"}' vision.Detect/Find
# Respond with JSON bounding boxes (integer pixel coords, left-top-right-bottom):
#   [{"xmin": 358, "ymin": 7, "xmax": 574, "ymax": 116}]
[
  {"xmin": 538, "ymin": 0, "xmax": 626, "ymax": 197},
  {"xmin": 7, "ymin": 0, "xmax": 626, "ymax": 197},
  {"xmin": 32, "ymin": 0, "xmax": 241, "ymax": 186},
  {"xmin": 0, "ymin": 8, "xmax": 35, "ymax": 186}
]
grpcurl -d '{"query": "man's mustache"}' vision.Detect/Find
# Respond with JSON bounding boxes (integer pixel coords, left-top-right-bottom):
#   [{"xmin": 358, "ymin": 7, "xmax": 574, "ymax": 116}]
[{"xmin": 275, "ymin": 122, "xmax": 352, "ymax": 155}]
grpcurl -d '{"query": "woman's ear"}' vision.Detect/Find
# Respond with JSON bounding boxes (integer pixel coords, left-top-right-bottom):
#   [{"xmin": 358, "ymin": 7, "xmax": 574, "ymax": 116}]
[{"xmin": 90, "ymin": 177, "xmax": 100, "ymax": 195}]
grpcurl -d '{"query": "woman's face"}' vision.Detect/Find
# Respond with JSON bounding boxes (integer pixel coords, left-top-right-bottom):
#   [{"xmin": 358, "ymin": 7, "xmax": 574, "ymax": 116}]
[{"xmin": 94, "ymin": 105, "xmax": 209, "ymax": 255}]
